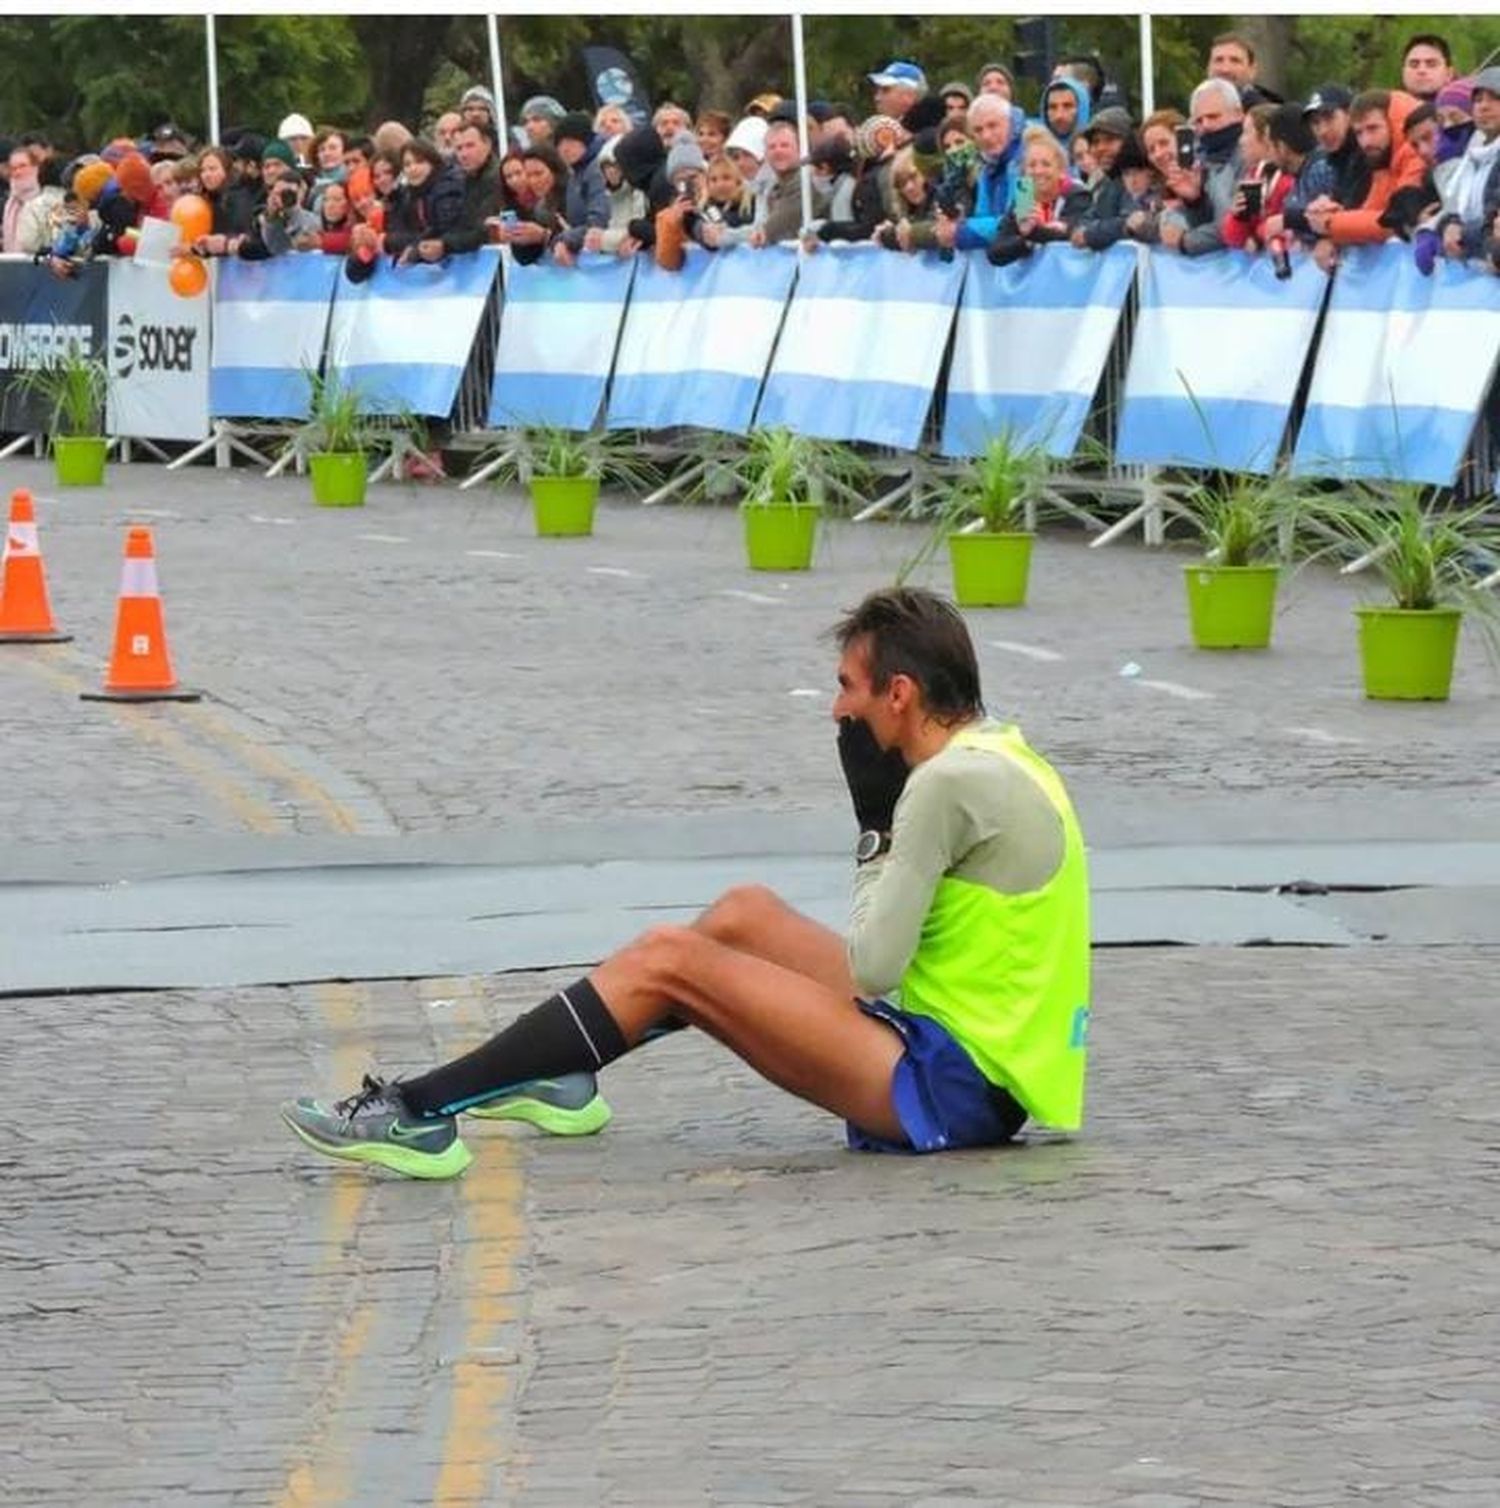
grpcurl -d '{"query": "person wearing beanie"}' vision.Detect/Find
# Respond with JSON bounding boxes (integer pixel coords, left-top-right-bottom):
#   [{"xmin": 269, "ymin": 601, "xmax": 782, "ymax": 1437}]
[
  {"xmin": 652, "ymin": 134, "xmax": 711, "ymax": 268},
  {"xmin": 1073, "ymin": 105, "xmax": 1140, "ymax": 248},
  {"xmin": 939, "ymin": 80, "xmax": 973, "ymax": 115},
  {"xmin": 260, "ymin": 137, "xmax": 299, "ymax": 192},
  {"xmin": 230, "ymin": 132, "xmax": 266, "ymax": 196},
  {"xmin": 277, "ymin": 112, "xmax": 314, "ymax": 166},
  {"xmin": 552, "ymin": 112, "xmax": 611, "ymax": 262},
  {"xmin": 459, "ymin": 84, "xmax": 497, "ymax": 137},
  {"xmin": 519, "ymin": 95, "xmax": 566, "ymax": 146},
  {"xmin": 1431, "ymin": 68, "xmax": 1500, "ymax": 266},
  {"xmin": 1434, "ymin": 77, "xmax": 1476, "ymax": 164},
  {"xmin": 724, "ymin": 115, "xmax": 769, "ymax": 182},
  {"xmin": 976, "ymin": 62, "xmax": 1014, "ymax": 101},
  {"xmin": 611, "ymin": 124, "xmax": 676, "ymax": 248},
  {"xmin": 816, "ymin": 114, "xmax": 903, "ymax": 243}
]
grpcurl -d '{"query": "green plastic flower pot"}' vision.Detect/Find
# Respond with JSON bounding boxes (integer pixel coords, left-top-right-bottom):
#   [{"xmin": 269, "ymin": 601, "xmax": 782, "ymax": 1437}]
[
  {"xmin": 742, "ymin": 502, "xmax": 821, "ymax": 571},
  {"xmin": 948, "ymin": 531, "xmax": 1034, "ymax": 607},
  {"xmin": 53, "ymin": 436, "xmax": 107, "ymax": 487},
  {"xmin": 1184, "ymin": 563, "xmax": 1280, "ymax": 649},
  {"xmin": 530, "ymin": 476, "xmax": 599, "ymax": 537},
  {"xmin": 1356, "ymin": 605, "xmax": 1461, "ymax": 701},
  {"xmin": 309, "ymin": 452, "xmax": 368, "ymax": 508}
]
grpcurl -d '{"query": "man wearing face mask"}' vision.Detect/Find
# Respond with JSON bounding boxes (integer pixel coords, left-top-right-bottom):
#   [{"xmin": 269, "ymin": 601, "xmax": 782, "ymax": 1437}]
[{"xmin": 281, "ymin": 588, "xmax": 1092, "ymax": 1177}]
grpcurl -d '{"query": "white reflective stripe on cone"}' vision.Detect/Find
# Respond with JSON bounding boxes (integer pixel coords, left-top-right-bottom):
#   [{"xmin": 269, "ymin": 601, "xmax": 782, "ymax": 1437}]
[
  {"xmin": 4, "ymin": 522, "xmax": 39, "ymax": 558},
  {"xmin": 119, "ymin": 559, "xmax": 160, "ymax": 598}
]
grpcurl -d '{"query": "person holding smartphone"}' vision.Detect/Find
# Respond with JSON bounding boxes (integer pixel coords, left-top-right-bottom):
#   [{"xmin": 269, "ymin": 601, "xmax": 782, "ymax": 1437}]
[
  {"xmin": 986, "ymin": 125, "xmax": 1090, "ymax": 265},
  {"xmin": 1221, "ymin": 103, "xmax": 1291, "ymax": 253},
  {"xmin": 1157, "ymin": 77, "xmax": 1245, "ymax": 255}
]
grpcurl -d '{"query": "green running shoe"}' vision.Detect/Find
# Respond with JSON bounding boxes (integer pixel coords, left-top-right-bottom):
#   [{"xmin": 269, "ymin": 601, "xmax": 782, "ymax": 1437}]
[
  {"xmin": 280, "ymin": 1074, "xmax": 473, "ymax": 1180},
  {"xmin": 463, "ymin": 1073, "xmax": 612, "ymax": 1136}
]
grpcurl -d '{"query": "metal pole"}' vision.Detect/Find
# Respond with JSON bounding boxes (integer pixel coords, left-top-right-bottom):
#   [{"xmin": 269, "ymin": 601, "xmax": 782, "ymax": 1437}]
[
  {"xmin": 1138, "ymin": 12, "xmax": 1155, "ymax": 119},
  {"xmin": 487, "ymin": 14, "xmax": 510, "ymax": 151},
  {"xmin": 791, "ymin": 12, "xmax": 814, "ymax": 235},
  {"xmin": 205, "ymin": 14, "xmax": 221, "ymax": 144}
]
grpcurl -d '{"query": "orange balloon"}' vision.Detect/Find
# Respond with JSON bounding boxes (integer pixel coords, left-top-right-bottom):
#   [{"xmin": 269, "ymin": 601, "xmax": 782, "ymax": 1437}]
[
  {"xmin": 170, "ymin": 192, "xmax": 213, "ymax": 244},
  {"xmin": 169, "ymin": 255, "xmax": 208, "ymax": 298}
]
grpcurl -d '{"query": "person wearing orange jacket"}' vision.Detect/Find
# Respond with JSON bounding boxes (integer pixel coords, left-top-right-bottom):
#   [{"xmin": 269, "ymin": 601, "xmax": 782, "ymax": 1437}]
[{"xmin": 1303, "ymin": 89, "xmax": 1426, "ymax": 270}]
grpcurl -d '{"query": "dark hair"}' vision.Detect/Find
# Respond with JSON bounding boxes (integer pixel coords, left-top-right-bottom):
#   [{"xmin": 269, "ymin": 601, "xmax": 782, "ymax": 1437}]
[
  {"xmin": 1350, "ymin": 89, "xmax": 1391, "ymax": 122},
  {"xmin": 696, "ymin": 109, "xmax": 733, "ymax": 139},
  {"xmin": 400, "ymin": 136, "xmax": 445, "ymax": 175},
  {"xmin": 1403, "ymin": 102, "xmax": 1437, "ymax": 135},
  {"xmin": 1402, "ymin": 32, "xmax": 1452, "ymax": 66},
  {"xmin": 1210, "ymin": 31, "xmax": 1256, "ymax": 63},
  {"xmin": 830, "ymin": 588, "xmax": 982, "ymax": 725},
  {"xmin": 37, "ymin": 155, "xmax": 62, "ymax": 189},
  {"xmin": 1055, "ymin": 53, "xmax": 1105, "ymax": 100},
  {"xmin": 348, "ymin": 136, "xmax": 375, "ymax": 160},
  {"xmin": 1267, "ymin": 104, "xmax": 1315, "ymax": 155}
]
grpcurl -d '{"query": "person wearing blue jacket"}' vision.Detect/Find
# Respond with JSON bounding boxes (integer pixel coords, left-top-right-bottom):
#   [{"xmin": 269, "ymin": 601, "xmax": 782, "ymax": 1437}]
[
  {"xmin": 1041, "ymin": 77, "xmax": 1093, "ymax": 152},
  {"xmin": 943, "ymin": 94, "xmax": 1024, "ymax": 252}
]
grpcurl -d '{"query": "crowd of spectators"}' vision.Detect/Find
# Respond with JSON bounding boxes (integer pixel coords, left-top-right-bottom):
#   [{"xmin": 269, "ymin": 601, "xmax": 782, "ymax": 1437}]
[{"xmin": 2, "ymin": 30, "xmax": 1497, "ymax": 285}]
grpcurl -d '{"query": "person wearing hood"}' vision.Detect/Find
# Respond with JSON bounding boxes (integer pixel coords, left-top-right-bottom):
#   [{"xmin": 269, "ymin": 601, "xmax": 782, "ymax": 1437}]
[
  {"xmin": 278, "ymin": 113, "xmax": 315, "ymax": 170},
  {"xmin": 1434, "ymin": 77, "xmax": 1476, "ymax": 166},
  {"xmin": 1159, "ymin": 77, "xmax": 1244, "ymax": 256},
  {"xmin": 1304, "ymin": 89, "xmax": 1427, "ymax": 258},
  {"xmin": 552, "ymin": 112, "xmax": 611, "ymax": 262},
  {"xmin": 1432, "ymin": 69, "xmax": 1500, "ymax": 263},
  {"xmin": 612, "ymin": 124, "xmax": 677, "ymax": 249},
  {"xmin": 1040, "ymin": 77, "xmax": 1091, "ymax": 151},
  {"xmin": 987, "ymin": 125, "xmax": 1090, "ymax": 265}
]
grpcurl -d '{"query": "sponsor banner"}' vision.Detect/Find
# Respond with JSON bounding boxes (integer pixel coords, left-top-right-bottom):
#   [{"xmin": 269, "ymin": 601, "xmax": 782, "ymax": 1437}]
[
  {"xmin": 106, "ymin": 257, "xmax": 211, "ymax": 441},
  {"xmin": 0, "ymin": 258, "xmax": 109, "ymax": 433},
  {"xmin": 1293, "ymin": 241, "xmax": 1500, "ymax": 487},
  {"xmin": 326, "ymin": 249, "xmax": 499, "ymax": 416},
  {"xmin": 492, "ymin": 250, "xmax": 635, "ymax": 430},
  {"xmin": 211, "ymin": 253, "xmax": 340, "ymax": 419},
  {"xmin": 606, "ymin": 246, "xmax": 794, "ymax": 435},
  {"xmin": 943, "ymin": 243, "xmax": 1137, "ymax": 460},
  {"xmin": 1117, "ymin": 247, "xmax": 1328, "ymax": 474},
  {"xmin": 756, "ymin": 244, "xmax": 966, "ymax": 450}
]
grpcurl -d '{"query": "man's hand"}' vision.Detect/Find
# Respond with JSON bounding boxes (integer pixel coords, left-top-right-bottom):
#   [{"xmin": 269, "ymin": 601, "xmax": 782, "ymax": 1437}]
[
  {"xmin": 1165, "ymin": 165, "xmax": 1202, "ymax": 203},
  {"xmin": 552, "ymin": 240, "xmax": 576, "ymax": 267},
  {"xmin": 837, "ymin": 718, "xmax": 909, "ymax": 835},
  {"xmin": 1313, "ymin": 236, "xmax": 1339, "ymax": 273},
  {"xmin": 1159, "ymin": 219, "xmax": 1186, "ymax": 250},
  {"xmin": 616, "ymin": 234, "xmax": 641, "ymax": 257}
]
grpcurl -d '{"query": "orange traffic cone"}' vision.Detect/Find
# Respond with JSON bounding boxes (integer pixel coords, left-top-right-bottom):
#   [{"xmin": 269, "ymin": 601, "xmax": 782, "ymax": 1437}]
[
  {"xmin": 0, "ymin": 489, "xmax": 72, "ymax": 643},
  {"xmin": 80, "ymin": 526, "xmax": 200, "ymax": 703}
]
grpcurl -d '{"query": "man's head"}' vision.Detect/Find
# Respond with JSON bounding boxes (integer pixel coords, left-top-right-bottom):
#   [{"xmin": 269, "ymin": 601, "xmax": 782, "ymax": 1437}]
[
  {"xmin": 1043, "ymin": 79, "xmax": 1081, "ymax": 139},
  {"xmin": 868, "ymin": 60, "xmax": 927, "ymax": 120},
  {"xmin": 967, "ymin": 94, "xmax": 1013, "ymax": 159},
  {"xmin": 1083, "ymin": 106, "xmax": 1133, "ymax": 171},
  {"xmin": 831, "ymin": 589, "xmax": 982, "ymax": 746},
  {"xmin": 1473, "ymin": 69, "xmax": 1500, "ymax": 139},
  {"xmin": 653, "ymin": 102, "xmax": 693, "ymax": 146},
  {"xmin": 7, "ymin": 147, "xmax": 36, "ymax": 192},
  {"xmin": 260, "ymin": 138, "xmax": 297, "ymax": 187},
  {"xmin": 1267, "ymin": 103, "xmax": 1316, "ymax": 169},
  {"xmin": 1207, "ymin": 32, "xmax": 1257, "ymax": 89},
  {"xmin": 554, "ymin": 112, "xmax": 594, "ymax": 167},
  {"xmin": 434, "ymin": 112, "xmax": 464, "ymax": 154},
  {"xmin": 1349, "ymin": 90, "xmax": 1393, "ymax": 167},
  {"xmin": 1403, "ymin": 103, "xmax": 1441, "ymax": 167},
  {"xmin": 1189, "ymin": 77, "xmax": 1244, "ymax": 138},
  {"xmin": 520, "ymin": 95, "xmax": 566, "ymax": 145},
  {"xmin": 1302, "ymin": 84, "xmax": 1353, "ymax": 153},
  {"xmin": 976, "ymin": 62, "xmax": 1013, "ymax": 100},
  {"xmin": 1401, "ymin": 34, "xmax": 1455, "ymax": 102},
  {"xmin": 453, "ymin": 122, "xmax": 493, "ymax": 176},
  {"xmin": 939, "ymin": 80, "xmax": 973, "ymax": 117},
  {"xmin": 460, "ymin": 85, "xmax": 497, "ymax": 130},
  {"xmin": 763, "ymin": 119, "xmax": 801, "ymax": 176}
]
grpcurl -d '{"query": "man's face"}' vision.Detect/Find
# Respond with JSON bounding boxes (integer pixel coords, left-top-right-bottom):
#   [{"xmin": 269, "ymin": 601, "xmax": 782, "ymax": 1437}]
[
  {"xmin": 1191, "ymin": 92, "xmax": 1240, "ymax": 136},
  {"xmin": 1090, "ymin": 132, "xmax": 1124, "ymax": 171},
  {"xmin": 1310, "ymin": 108, "xmax": 1348, "ymax": 154},
  {"xmin": 972, "ymin": 106, "xmax": 1010, "ymax": 157},
  {"xmin": 696, "ymin": 121, "xmax": 726, "ymax": 156},
  {"xmin": 832, "ymin": 640, "xmax": 902, "ymax": 749},
  {"xmin": 557, "ymin": 137, "xmax": 585, "ymax": 167},
  {"xmin": 1353, "ymin": 109, "xmax": 1391, "ymax": 166},
  {"xmin": 942, "ymin": 91, "xmax": 970, "ymax": 116},
  {"xmin": 261, "ymin": 157, "xmax": 286, "ymax": 187},
  {"xmin": 454, "ymin": 128, "xmax": 491, "ymax": 174},
  {"xmin": 764, "ymin": 125, "xmax": 800, "ymax": 175},
  {"xmin": 523, "ymin": 114, "xmax": 553, "ymax": 146},
  {"xmin": 1407, "ymin": 117, "xmax": 1440, "ymax": 166},
  {"xmin": 435, "ymin": 113, "xmax": 462, "ymax": 150},
  {"xmin": 979, "ymin": 70, "xmax": 1012, "ymax": 100},
  {"xmin": 461, "ymin": 102, "xmax": 492, "ymax": 130},
  {"xmin": 1208, "ymin": 43, "xmax": 1254, "ymax": 87},
  {"xmin": 1045, "ymin": 90, "xmax": 1077, "ymax": 136},
  {"xmin": 874, "ymin": 83, "xmax": 920, "ymax": 119},
  {"xmin": 8, "ymin": 150, "xmax": 35, "ymax": 190},
  {"xmin": 1475, "ymin": 89, "xmax": 1500, "ymax": 136},
  {"xmin": 1402, "ymin": 45, "xmax": 1453, "ymax": 100},
  {"xmin": 654, "ymin": 108, "xmax": 689, "ymax": 145}
]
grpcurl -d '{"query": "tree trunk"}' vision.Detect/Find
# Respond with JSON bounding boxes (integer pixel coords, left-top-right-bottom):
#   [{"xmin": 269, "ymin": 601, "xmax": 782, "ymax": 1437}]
[
  {"xmin": 1234, "ymin": 14, "xmax": 1294, "ymax": 98},
  {"xmin": 680, "ymin": 21, "xmax": 790, "ymax": 114},
  {"xmin": 351, "ymin": 16, "xmax": 455, "ymax": 128}
]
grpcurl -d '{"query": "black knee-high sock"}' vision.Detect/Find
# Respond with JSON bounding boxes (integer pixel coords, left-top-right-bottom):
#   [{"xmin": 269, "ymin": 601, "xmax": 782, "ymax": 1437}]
[{"xmin": 401, "ymin": 978, "xmax": 629, "ymax": 1117}]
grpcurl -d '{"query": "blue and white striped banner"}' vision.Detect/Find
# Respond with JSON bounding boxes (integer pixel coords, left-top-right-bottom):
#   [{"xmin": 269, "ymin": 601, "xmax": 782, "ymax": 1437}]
[
  {"xmin": 942, "ymin": 244, "xmax": 1137, "ymax": 460},
  {"xmin": 1293, "ymin": 242, "xmax": 1500, "ymax": 486},
  {"xmin": 607, "ymin": 246, "xmax": 797, "ymax": 434},
  {"xmin": 490, "ymin": 251, "xmax": 635, "ymax": 430},
  {"xmin": 757, "ymin": 245, "xmax": 966, "ymax": 449},
  {"xmin": 210, "ymin": 254, "xmax": 339, "ymax": 419},
  {"xmin": 1116, "ymin": 248, "xmax": 1328, "ymax": 473},
  {"xmin": 326, "ymin": 249, "xmax": 499, "ymax": 416}
]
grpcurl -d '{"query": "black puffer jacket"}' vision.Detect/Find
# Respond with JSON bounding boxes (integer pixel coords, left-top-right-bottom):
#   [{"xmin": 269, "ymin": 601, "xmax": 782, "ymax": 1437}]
[
  {"xmin": 613, "ymin": 126, "xmax": 675, "ymax": 248},
  {"xmin": 382, "ymin": 165, "xmax": 466, "ymax": 257}
]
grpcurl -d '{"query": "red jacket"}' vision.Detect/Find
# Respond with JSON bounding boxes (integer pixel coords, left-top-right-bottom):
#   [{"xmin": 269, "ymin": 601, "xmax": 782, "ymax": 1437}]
[
  {"xmin": 1222, "ymin": 165, "xmax": 1292, "ymax": 249},
  {"xmin": 1327, "ymin": 92, "xmax": 1427, "ymax": 245}
]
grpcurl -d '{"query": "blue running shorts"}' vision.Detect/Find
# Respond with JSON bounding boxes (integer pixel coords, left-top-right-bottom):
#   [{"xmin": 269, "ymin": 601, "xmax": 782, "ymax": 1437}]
[{"xmin": 848, "ymin": 997, "xmax": 1028, "ymax": 1154}]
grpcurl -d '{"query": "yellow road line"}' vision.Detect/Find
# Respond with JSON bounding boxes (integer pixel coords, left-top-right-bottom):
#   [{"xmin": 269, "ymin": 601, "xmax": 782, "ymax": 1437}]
[
  {"xmin": 275, "ymin": 983, "xmax": 375, "ymax": 1508},
  {"xmin": 431, "ymin": 976, "xmax": 525, "ymax": 1506}
]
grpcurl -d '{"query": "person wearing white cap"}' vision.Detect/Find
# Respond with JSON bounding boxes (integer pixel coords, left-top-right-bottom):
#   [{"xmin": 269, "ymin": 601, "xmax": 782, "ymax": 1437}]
[
  {"xmin": 724, "ymin": 115, "xmax": 769, "ymax": 186},
  {"xmin": 277, "ymin": 113, "xmax": 315, "ymax": 169},
  {"xmin": 868, "ymin": 60, "xmax": 928, "ymax": 122}
]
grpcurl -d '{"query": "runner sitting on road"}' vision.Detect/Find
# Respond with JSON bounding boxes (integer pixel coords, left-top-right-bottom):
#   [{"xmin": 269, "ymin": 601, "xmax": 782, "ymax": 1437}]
[{"xmin": 281, "ymin": 587, "xmax": 1092, "ymax": 1178}]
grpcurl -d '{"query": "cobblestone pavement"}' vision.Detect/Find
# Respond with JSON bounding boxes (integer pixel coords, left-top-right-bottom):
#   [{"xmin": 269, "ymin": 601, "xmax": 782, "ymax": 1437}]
[
  {"xmin": 4, "ymin": 457, "xmax": 1499, "ymax": 1506},
  {"xmin": 7, "ymin": 950, "xmax": 1498, "ymax": 1507}
]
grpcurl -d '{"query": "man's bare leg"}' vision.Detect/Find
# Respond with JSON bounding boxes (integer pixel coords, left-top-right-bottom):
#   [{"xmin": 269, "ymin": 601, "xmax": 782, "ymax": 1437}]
[{"xmin": 690, "ymin": 884, "xmax": 853, "ymax": 996}]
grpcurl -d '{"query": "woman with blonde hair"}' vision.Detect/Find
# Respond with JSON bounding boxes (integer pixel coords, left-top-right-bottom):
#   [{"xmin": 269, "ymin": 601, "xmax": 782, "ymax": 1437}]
[{"xmin": 987, "ymin": 125, "xmax": 1089, "ymax": 264}]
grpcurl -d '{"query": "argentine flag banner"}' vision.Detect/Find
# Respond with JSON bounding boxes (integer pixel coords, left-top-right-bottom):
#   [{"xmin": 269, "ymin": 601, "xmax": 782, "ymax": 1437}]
[
  {"xmin": 492, "ymin": 251, "xmax": 636, "ymax": 430},
  {"xmin": 606, "ymin": 246, "xmax": 797, "ymax": 434},
  {"xmin": 325, "ymin": 249, "xmax": 499, "ymax": 416},
  {"xmin": 757, "ymin": 245, "xmax": 966, "ymax": 449},
  {"xmin": 210, "ymin": 254, "xmax": 340, "ymax": 419},
  {"xmin": 1116, "ymin": 247, "xmax": 1328, "ymax": 473},
  {"xmin": 1293, "ymin": 242, "xmax": 1500, "ymax": 486},
  {"xmin": 942, "ymin": 243, "xmax": 1137, "ymax": 459}
]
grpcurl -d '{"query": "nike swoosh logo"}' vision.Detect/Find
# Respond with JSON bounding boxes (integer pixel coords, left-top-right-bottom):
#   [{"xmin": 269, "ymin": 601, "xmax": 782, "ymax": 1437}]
[{"xmin": 389, "ymin": 1120, "xmax": 442, "ymax": 1141}]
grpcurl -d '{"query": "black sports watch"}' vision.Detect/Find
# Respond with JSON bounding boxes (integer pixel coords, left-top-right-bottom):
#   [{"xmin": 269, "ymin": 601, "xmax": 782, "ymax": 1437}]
[{"xmin": 856, "ymin": 829, "xmax": 892, "ymax": 865}]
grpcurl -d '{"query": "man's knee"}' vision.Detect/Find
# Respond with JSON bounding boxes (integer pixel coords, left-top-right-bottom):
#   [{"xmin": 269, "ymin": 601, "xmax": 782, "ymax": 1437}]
[
  {"xmin": 699, "ymin": 883, "xmax": 784, "ymax": 945},
  {"xmin": 622, "ymin": 922, "xmax": 698, "ymax": 987}
]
